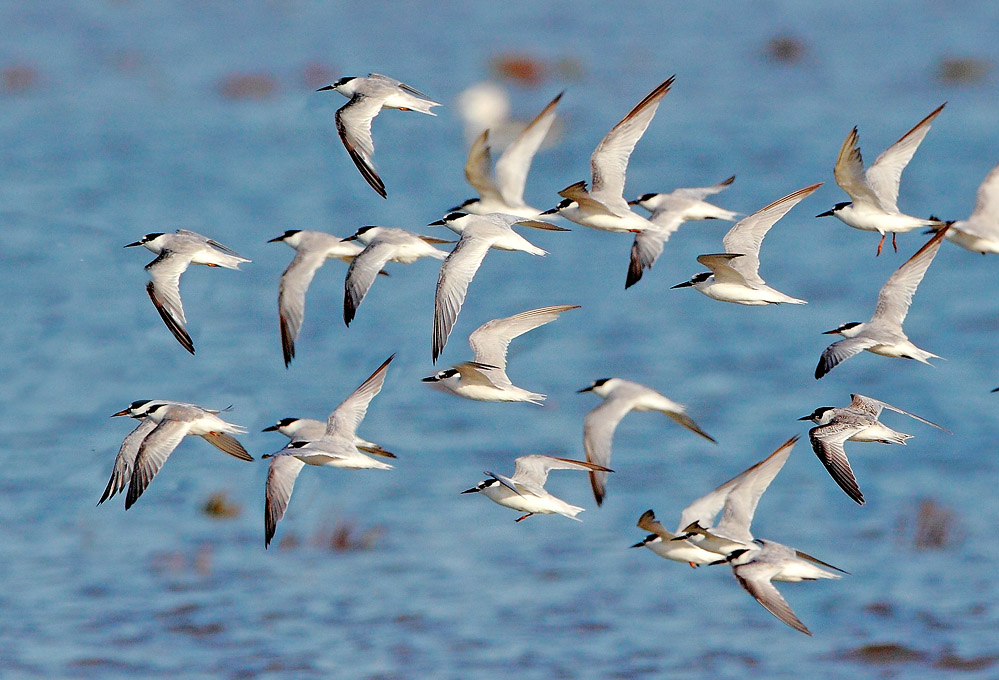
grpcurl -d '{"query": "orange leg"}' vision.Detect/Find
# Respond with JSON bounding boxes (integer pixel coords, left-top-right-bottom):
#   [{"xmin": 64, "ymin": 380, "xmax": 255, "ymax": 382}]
[
  {"xmin": 876, "ymin": 234, "xmax": 886, "ymax": 256},
  {"xmin": 515, "ymin": 513, "xmax": 534, "ymax": 522},
  {"xmin": 892, "ymin": 233, "xmax": 898, "ymax": 252}
]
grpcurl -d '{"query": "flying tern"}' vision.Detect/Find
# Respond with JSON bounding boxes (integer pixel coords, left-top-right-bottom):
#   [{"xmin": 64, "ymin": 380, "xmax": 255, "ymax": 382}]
[
  {"xmin": 800, "ymin": 393, "xmax": 949, "ymax": 504},
  {"xmin": 453, "ymin": 92, "xmax": 563, "ymax": 218},
  {"xmin": 625, "ymin": 175, "xmax": 739, "ymax": 288},
  {"xmin": 578, "ymin": 378, "xmax": 715, "ymax": 505},
  {"xmin": 103, "ymin": 400, "xmax": 252, "ymax": 510},
  {"xmin": 342, "ymin": 226, "xmax": 450, "ymax": 326},
  {"xmin": 262, "ymin": 355, "xmax": 395, "ymax": 548},
  {"xmin": 317, "ymin": 73, "xmax": 440, "ymax": 198},
  {"xmin": 461, "ymin": 455, "xmax": 612, "ymax": 522},
  {"xmin": 672, "ymin": 184, "xmax": 821, "ymax": 305},
  {"xmin": 817, "ymin": 103, "xmax": 946, "ymax": 255},
  {"xmin": 937, "ymin": 162, "xmax": 999, "ymax": 254},
  {"xmin": 431, "ymin": 212, "xmax": 564, "ymax": 362},
  {"xmin": 540, "ymin": 77, "xmax": 674, "ymax": 234},
  {"xmin": 423, "ymin": 304, "xmax": 578, "ymax": 404},
  {"xmin": 125, "ymin": 230, "xmax": 249, "ymax": 354},
  {"xmin": 815, "ymin": 226, "xmax": 949, "ymax": 379}
]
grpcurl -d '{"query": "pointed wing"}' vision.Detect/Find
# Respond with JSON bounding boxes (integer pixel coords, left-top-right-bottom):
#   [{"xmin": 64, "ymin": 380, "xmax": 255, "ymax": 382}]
[
  {"xmin": 582, "ymin": 396, "xmax": 636, "ymax": 505},
  {"xmin": 849, "ymin": 394, "xmax": 949, "ymax": 432},
  {"xmin": 494, "ymin": 92, "xmax": 562, "ymax": 206},
  {"xmin": 962, "ymin": 163, "xmax": 999, "ymax": 238},
  {"xmin": 557, "ymin": 181, "xmax": 619, "ymax": 217},
  {"xmin": 264, "ymin": 455, "xmax": 305, "ymax": 548},
  {"xmin": 677, "ymin": 436, "xmax": 794, "ymax": 533},
  {"xmin": 833, "ymin": 127, "xmax": 884, "ymax": 209},
  {"xmin": 695, "ymin": 253, "xmax": 752, "ymax": 286},
  {"xmin": 468, "ymin": 304, "xmax": 578, "ymax": 370},
  {"xmin": 335, "ymin": 94, "xmax": 387, "ymax": 198},
  {"xmin": 511, "ymin": 454, "xmax": 610, "ymax": 492},
  {"xmin": 866, "ymin": 103, "xmax": 945, "ymax": 212},
  {"xmin": 673, "ymin": 175, "xmax": 736, "ymax": 200},
  {"xmin": 463, "ymin": 130, "xmax": 502, "ymax": 203},
  {"xmin": 278, "ymin": 248, "xmax": 329, "ymax": 366},
  {"xmin": 636, "ymin": 509, "xmax": 676, "ymax": 540},
  {"xmin": 814, "ymin": 336, "xmax": 880, "ymax": 379},
  {"xmin": 626, "ymin": 226, "xmax": 675, "ymax": 289},
  {"xmin": 713, "ymin": 436, "xmax": 797, "ymax": 542},
  {"xmin": 145, "ymin": 250, "xmax": 194, "ymax": 354},
  {"xmin": 871, "ymin": 227, "xmax": 948, "ymax": 329},
  {"xmin": 125, "ymin": 418, "xmax": 194, "ymax": 509},
  {"xmin": 200, "ymin": 432, "xmax": 252, "ymax": 461},
  {"xmin": 432, "ymin": 234, "xmax": 494, "ymax": 363},
  {"xmin": 733, "ymin": 561, "xmax": 812, "ymax": 635},
  {"xmin": 325, "ymin": 355, "xmax": 394, "ymax": 440},
  {"xmin": 809, "ymin": 423, "xmax": 865, "ymax": 505},
  {"xmin": 722, "ymin": 183, "xmax": 821, "ymax": 285},
  {"xmin": 99, "ymin": 418, "xmax": 158, "ymax": 505},
  {"xmin": 344, "ymin": 241, "xmax": 395, "ymax": 326},
  {"xmin": 590, "ymin": 77, "xmax": 673, "ymax": 213}
]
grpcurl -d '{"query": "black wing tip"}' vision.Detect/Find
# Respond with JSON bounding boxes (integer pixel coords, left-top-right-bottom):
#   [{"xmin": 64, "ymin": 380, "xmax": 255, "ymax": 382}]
[{"xmin": 279, "ymin": 315, "xmax": 295, "ymax": 367}]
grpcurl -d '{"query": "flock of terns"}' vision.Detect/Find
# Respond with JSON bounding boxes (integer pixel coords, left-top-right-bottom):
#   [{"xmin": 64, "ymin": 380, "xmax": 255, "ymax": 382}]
[{"xmin": 99, "ymin": 72, "xmax": 999, "ymax": 636}]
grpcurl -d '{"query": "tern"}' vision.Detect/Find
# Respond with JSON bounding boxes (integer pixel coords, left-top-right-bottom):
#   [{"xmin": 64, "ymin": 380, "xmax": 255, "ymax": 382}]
[
  {"xmin": 818, "ymin": 103, "xmax": 946, "ymax": 255},
  {"xmin": 672, "ymin": 184, "xmax": 821, "ymax": 305},
  {"xmin": 461, "ymin": 455, "xmax": 612, "ymax": 522},
  {"xmin": 632, "ymin": 437, "xmax": 794, "ymax": 567},
  {"xmin": 431, "ymin": 212, "xmax": 565, "ymax": 362},
  {"xmin": 263, "ymin": 417, "xmax": 395, "ymax": 459},
  {"xmin": 453, "ymin": 92, "xmax": 563, "ymax": 218},
  {"xmin": 625, "ymin": 175, "xmax": 739, "ymax": 288},
  {"xmin": 423, "ymin": 304, "xmax": 579, "ymax": 404},
  {"xmin": 269, "ymin": 229, "xmax": 385, "ymax": 366},
  {"xmin": 342, "ymin": 226, "xmax": 451, "ymax": 326},
  {"xmin": 262, "ymin": 355, "xmax": 395, "ymax": 548},
  {"xmin": 317, "ymin": 73, "xmax": 440, "ymax": 198},
  {"xmin": 800, "ymin": 393, "xmax": 949, "ymax": 505},
  {"xmin": 578, "ymin": 378, "xmax": 715, "ymax": 505},
  {"xmin": 540, "ymin": 77, "xmax": 673, "ymax": 234},
  {"xmin": 937, "ymin": 162, "xmax": 999, "ymax": 254},
  {"xmin": 815, "ymin": 226, "xmax": 950, "ymax": 379},
  {"xmin": 103, "ymin": 400, "xmax": 252, "ymax": 510},
  {"xmin": 125, "ymin": 230, "xmax": 249, "ymax": 354},
  {"xmin": 671, "ymin": 438, "xmax": 846, "ymax": 636}
]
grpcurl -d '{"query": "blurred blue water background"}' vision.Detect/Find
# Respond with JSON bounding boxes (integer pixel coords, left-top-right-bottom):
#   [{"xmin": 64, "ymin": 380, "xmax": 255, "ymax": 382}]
[{"xmin": 3, "ymin": 1, "xmax": 999, "ymax": 678}]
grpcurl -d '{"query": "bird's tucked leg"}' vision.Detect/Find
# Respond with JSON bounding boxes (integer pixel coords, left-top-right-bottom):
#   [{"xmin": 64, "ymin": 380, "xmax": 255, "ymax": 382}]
[{"xmin": 515, "ymin": 513, "xmax": 534, "ymax": 522}]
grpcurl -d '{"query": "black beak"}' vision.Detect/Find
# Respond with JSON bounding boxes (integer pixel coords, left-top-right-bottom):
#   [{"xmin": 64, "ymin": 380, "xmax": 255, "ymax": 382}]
[
  {"xmin": 629, "ymin": 540, "xmax": 648, "ymax": 548},
  {"xmin": 670, "ymin": 534, "xmax": 693, "ymax": 542},
  {"xmin": 821, "ymin": 328, "xmax": 840, "ymax": 335},
  {"xmin": 262, "ymin": 425, "xmax": 279, "ymax": 432},
  {"xmin": 797, "ymin": 415, "xmax": 813, "ymax": 421},
  {"xmin": 421, "ymin": 376, "xmax": 439, "ymax": 383},
  {"xmin": 266, "ymin": 235, "xmax": 285, "ymax": 243},
  {"xmin": 671, "ymin": 280, "xmax": 694, "ymax": 289},
  {"xmin": 342, "ymin": 235, "xmax": 358, "ymax": 241},
  {"xmin": 577, "ymin": 385, "xmax": 594, "ymax": 393},
  {"xmin": 427, "ymin": 219, "xmax": 446, "ymax": 226},
  {"xmin": 123, "ymin": 241, "xmax": 142, "ymax": 248},
  {"xmin": 110, "ymin": 408, "xmax": 130, "ymax": 417},
  {"xmin": 627, "ymin": 199, "xmax": 640, "ymax": 206},
  {"xmin": 539, "ymin": 207, "xmax": 559, "ymax": 216},
  {"xmin": 460, "ymin": 487, "xmax": 479, "ymax": 494},
  {"xmin": 316, "ymin": 85, "xmax": 335, "ymax": 92},
  {"xmin": 816, "ymin": 209, "xmax": 835, "ymax": 218}
]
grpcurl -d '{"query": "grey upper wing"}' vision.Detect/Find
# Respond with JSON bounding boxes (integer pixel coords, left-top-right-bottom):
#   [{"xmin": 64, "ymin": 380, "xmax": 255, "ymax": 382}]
[
  {"xmin": 722, "ymin": 184, "xmax": 821, "ymax": 285},
  {"xmin": 145, "ymin": 250, "xmax": 194, "ymax": 354},
  {"xmin": 336, "ymin": 94, "xmax": 387, "ymax": 198},
  {"xmin": 713, "ymin": 436, "xmax": 797, "ymax": 542},
  {"xmin": 464, "ymin": 130, "xmax": 502, "ymax": 203},
  {"xmin": 494, "ymin": 92, "xmax": 561, "ymax": 207},
  {"xmin": 432, "ymin": 234, "xmax": 493, "ymax": 363},
  {"xmin": 264, "ymin": 455, "xmax": 306, "ymax": 548},
  {"xmin": 325, "ymin": 355, "xmax": 394, "ymax": 439},
  {"xmin": 468, "ymin": 304, "xmax": 578, "ymax": 370},
  {"xmin": 583, "ymin": 397, "xmax": 635, "ymax": 506},
  {"xmin": 590, "ymin": 77, "xmax": 673, "ymax": 213},
  {"xmin": 125, "ymin": 418, "xmax": 193, "ymax": 509},
  {"xmin": 866, "ymin": 103, "xmax": 945, "ymax": 212},
  {"xmin": 809, "ymin": 423, "xmax": 866, "ymax": 505},
  {"xmin": 871, "ymin": 227, "xmax": 948, "ymax": 329},
  {"xmin": 278, "ymin": 248, "xmax": 329, "ymax": 366},
  {"xmin": 733, "ymin": 561, "xmax": 812, "ymax": 635},
  {"xmin": 815, "ymin": 336, "xmax": 879, "ymax": 379},
  {"xmin": 344, "ymin": 241, "xmax": 395, "ymax": 326},
  {"xmin": 849, "ymin": 394, "xmax": 949, "ymax": 432},
  {"xmin": 99, "ymin": 418, "xmax": 158, "ymax": 505}
]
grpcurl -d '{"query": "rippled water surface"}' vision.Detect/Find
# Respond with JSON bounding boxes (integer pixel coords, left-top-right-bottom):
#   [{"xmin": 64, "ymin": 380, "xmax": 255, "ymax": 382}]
[{"xmin": 4, "ymin": 2, "xmax": 999, "ymax": 678}]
